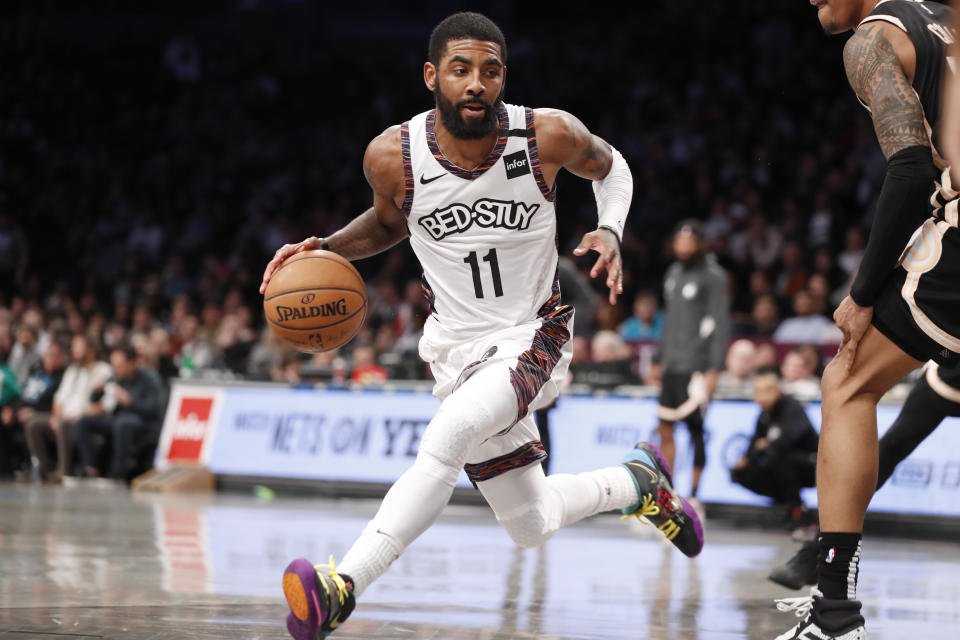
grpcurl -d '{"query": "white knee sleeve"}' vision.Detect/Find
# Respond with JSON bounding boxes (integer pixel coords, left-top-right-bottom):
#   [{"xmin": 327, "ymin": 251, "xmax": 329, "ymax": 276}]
[
  {"xmin": 479, "ymin": 464, "xmax": 639, "ymax": 548},
  {"xmin": 413, "ymin": 449, "xmax": 462, "ymax": 487},
  {"xmin": 496, "ymin": 498, "xmax": 560, "ymax": 548},
  {"xmin": 418, "ymin": 400, "xmax": 494, "ymax": 471},
  {"xmin": 418, "ymin": 362, "xmax": 519, "ymax": 470}
]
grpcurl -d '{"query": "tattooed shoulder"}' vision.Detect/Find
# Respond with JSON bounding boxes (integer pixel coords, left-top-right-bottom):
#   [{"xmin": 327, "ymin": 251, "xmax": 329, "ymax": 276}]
[{"xmin": 843, "ymin": 24, "xmax": 928, "ymax": 159}]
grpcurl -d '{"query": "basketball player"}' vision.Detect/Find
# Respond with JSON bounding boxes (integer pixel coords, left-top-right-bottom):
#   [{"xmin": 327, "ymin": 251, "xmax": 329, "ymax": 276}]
[
  {"xmin": 259, "ymin": 13, "xmax": 704, "ymax": 639},
  {"xmin": 776, "ymin": 2, "xmax": 958, "ymax": 639},
  {"xmin": 769, "ymin": 362, "xmax": 960, "ymax": 590},
  {"xmin": 655, "ymin": 220, "xmax": 730, "ymax": 503}
]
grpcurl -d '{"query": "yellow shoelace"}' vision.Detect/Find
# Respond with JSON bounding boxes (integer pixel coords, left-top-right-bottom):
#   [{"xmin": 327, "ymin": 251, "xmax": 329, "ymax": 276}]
[
  {"xmin": 620, "ymin": 493, "xmax": 681, "ymax": 540},
  {"xmin": 314, "ymin": 555, "xmax": 349, "ymax": 607}
]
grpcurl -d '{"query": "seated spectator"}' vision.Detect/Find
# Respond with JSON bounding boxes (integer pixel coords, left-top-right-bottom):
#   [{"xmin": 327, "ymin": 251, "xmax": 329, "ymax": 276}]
[
  {"xmin": 350, "ymin": 346, "xmax": 388, "ymax": 385},
  {"xmin": 214, "ymin": 310, "xmax": 256, "ymax": 375},
  {"xmin": 781, "ymin": 345, "xmax": 821, "ymax": 400},
  {"xmin": 28, "ymin": 334, "xmax": 112, "ymax": 480},
  {"xmin": 806, "ymin": 273, "xmax": 833, "ymax": 317},
  {"xmin": 774, "ymin": 240, "xmax": 809, "ymax": 300},
  {"xmin": 148, "ymin": 327, "xmax": 179, "ymax": 380},
  {"xmin": 618, "ymin": 290, "xmax": 664, "ymax": 341},
  {"xmin": 247, "ymin": 328, "xmax": 287, "ymax": 381},
  {"xmin": 716, "ymin": 339, "xmax": 757, "ymax": 397},
  {"xmin": 731, "ymin": 368, "xmax": 819, "ymax": 523},
  {"xmin": 7, "ymin": 340, "xmax": 67, "ymax": 482},
  {"xmin": 772, "ymin": 290, "xmax": 838, "ymax": 345},
  {"xmin": 273, "ymin": 351, "xmax": 303, "ymax": 384},
  {"xmin": 176, "ymin": 314, "xmax": 214, "ymax": 377},
  {"xmin": 572, "ymin": 330, "xmax": 636, "ymax": 388},
  {"xmin": 0, "ymin": 326, "xmax": 24, "ymax": 477},
  {"xmin": 753, "ymin": 342, "xmax": 779, "ymax": 371},
  {"xmin": 9, "ymin": 325, "xmax": 42, "ymax": 387},
  {"xmin": 74, "ymin": 345, "xmax": 164, "ymax": 480},
  {"xmin": 729, "ymin": 211, "xmax": 784, "ymax": 270},
  {"xmin": 734, "ymin": 293, "xmax": 780, "ymax": 337},
  {"xmin": 838, "ymin": 226, "xmax": 865, "ymax": 278}
]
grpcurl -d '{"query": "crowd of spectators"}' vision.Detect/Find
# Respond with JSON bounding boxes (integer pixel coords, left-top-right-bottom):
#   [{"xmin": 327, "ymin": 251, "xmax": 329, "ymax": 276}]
[{"xmin": 2, "ymin": 2, "xmax": 904, "ymax": 478}]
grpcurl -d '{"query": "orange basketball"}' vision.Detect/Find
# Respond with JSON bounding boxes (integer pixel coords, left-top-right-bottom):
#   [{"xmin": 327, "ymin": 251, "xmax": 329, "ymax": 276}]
[{"xmin": 263, "ymin": 250, "xmax": 367, "ymax": 353}]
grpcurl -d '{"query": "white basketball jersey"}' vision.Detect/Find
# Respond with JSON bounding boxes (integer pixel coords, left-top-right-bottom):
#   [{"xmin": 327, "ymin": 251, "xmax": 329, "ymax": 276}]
[{"xmin": 402, "ymin": 103, "xmax": 560, "ymax": 343}]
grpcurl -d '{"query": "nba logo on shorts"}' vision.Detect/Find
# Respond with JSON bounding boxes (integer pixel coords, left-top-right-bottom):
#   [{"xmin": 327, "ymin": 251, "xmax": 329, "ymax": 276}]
[
  {"xmin": 825, "ymin": 548, "xmax": 836, "ymax": 564},
  {"xmin": 167, "ymin": 397, "xmax": 215, "ymax": 462}
]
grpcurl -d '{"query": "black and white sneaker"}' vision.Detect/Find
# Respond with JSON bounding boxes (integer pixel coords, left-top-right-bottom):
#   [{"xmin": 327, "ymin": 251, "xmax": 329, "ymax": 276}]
[{"xmin": 775, "ymin": 588, "xmax": 866, "ymax": 640}]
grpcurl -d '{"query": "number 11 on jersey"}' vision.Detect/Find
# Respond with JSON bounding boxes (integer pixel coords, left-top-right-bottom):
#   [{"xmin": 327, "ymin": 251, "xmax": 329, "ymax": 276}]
[{"xmin": 464, "ymin": 248, "xmax": 503, "ymax": 298}]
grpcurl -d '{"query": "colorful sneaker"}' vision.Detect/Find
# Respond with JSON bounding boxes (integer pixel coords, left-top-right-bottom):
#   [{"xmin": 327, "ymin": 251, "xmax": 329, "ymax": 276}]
[
  {"xmin": 283, "ymin": 556, "xmax": 356, "ymax": 639},
  {"xmin": 775, "ymin": 588, "xmax": 866, "ymax": 639},
  {"xmin": 620, "ymin": 442, "xmax": 704, "ymax": 557},
  {"xmin": 769, "ymin": 540, "xmax": 818, "ymax": 590}
]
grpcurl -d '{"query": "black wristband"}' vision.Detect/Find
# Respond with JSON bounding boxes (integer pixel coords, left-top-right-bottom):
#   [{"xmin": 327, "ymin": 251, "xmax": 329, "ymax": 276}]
[
  {"xmin": 850, "ymin": 145, "xmax": 936, "ymax": 306},
  {"xmin": 319, "ymin": 237, "xmax": 331, "ymax": 251}
]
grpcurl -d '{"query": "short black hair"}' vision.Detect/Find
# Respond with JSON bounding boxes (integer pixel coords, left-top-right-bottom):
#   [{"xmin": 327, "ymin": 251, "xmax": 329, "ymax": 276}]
[
  {"xmin": 111, "ymin": 344, "xmax": 138, "ymax": 362},
  {"xmin": 428, "ymin": 12, "xmax": 507, "ymax": 66}
]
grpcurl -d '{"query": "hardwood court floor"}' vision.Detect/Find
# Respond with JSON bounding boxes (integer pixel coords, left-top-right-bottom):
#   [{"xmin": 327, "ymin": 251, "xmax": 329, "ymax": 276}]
[{"xmin": 1, "ymin": 484, "xmax": 957, "ymax": 639}]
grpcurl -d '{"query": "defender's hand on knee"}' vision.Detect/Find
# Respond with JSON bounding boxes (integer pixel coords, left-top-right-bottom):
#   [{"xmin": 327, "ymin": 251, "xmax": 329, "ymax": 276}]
[{"xmin": 834, "ymin": 296, "xmax": 873, "ymax": 371}]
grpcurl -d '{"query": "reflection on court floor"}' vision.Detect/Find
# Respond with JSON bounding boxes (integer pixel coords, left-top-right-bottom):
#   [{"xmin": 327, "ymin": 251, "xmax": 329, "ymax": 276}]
[{"xmin": 0, "ymin": 485, "xmax": 957, "ymax": 639}]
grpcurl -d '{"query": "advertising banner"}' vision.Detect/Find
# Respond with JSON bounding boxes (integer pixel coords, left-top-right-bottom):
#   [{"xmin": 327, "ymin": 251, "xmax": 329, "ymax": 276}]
[
  {"xmin": 155, "ymin": 381, "xmax": 960, "ymax": 516},
  {"xmin": 154, "ymin": 383, "xmax": 224, "ymax": 469},
  {"xmin": 547, "ymin": 396, "xmax": 960, "ymax": 517},
  {"xmin": 205, "ymin": 387, "xmax": 474, "ymax": 486}
]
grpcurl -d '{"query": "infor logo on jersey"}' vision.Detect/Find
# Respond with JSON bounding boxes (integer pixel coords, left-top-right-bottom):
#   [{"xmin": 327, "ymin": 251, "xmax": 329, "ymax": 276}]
[
  {"xmin": 503, "ymin": 150, "xmax": 531, "ymax": 179},
  {"xmin": 419, "ymin": 198, "xmax": 540, "ymax": 240}
]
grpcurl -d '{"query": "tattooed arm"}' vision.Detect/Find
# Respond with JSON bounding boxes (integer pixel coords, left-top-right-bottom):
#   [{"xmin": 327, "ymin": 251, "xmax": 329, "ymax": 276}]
[
  {"xmin": 842, "ymin": 22, "xmax": 937, "ymax": 307},
  {"xmin": 844, "ymin": 23, "xmax": 928, "ymax": 158}
]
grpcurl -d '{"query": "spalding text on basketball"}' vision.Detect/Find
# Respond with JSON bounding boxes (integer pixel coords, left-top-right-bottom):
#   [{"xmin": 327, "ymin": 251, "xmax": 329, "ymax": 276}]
[
  {"xmin": 275, "ymin": 298, "xmax": 348, "ymax": 322},
  {"xmin": 419, "ymin": 198, "xmax": 540, "ymax": 241}
]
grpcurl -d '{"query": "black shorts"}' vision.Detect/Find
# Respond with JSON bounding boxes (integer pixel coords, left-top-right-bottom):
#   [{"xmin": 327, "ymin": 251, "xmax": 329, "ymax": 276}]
[
  {"xmin": 872, "ymin": 219, "xmax": 960, "ymax": 368},
  {"xmin": 923, "ymin": 364, "xmax": 960, "ymax": 414},
  {"xmin": 657, "ymin": 371, "xmax": 705, "ymax": 423}
]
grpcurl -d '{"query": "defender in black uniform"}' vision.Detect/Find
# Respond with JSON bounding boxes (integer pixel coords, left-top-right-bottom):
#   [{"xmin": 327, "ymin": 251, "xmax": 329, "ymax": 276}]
[
  {"xmin": 777, "ymin": 2, "xmax": 959, "ymax": 640},
  {"xmin": 769, "ymin": 363, "xmax": 960, "ymax": 590}
]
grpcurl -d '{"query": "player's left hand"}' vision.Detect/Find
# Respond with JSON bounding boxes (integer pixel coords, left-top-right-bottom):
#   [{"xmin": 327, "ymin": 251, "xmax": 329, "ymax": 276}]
[
  {"xmin": 834, "ymin": 295, "xmax": 873, "ymax": 372},
  {"xmin": 573, "ymin": 228, "xmax": 622, "ymax": 305}
]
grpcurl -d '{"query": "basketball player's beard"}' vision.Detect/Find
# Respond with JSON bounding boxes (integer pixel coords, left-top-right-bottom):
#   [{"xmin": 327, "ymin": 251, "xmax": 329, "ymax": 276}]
[{"xmin": 433, "ymin": 86, "xmax": 502, "ymax": 140}]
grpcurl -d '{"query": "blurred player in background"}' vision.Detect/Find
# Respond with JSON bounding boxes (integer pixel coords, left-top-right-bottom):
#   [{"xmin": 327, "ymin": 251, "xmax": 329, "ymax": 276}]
[
  {"xmin": 260, "ymin": 12, "xmax": 703, "ymax": 639},
  {"xmin": 654, "ymin": 220, "xmax": 730, "ymax": 505}
]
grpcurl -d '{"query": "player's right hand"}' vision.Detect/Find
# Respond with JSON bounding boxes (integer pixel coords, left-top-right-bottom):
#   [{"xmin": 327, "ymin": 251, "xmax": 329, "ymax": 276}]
[{"xmin": 260, "ymin": 236, "xmax": 325, "ymax": 294}]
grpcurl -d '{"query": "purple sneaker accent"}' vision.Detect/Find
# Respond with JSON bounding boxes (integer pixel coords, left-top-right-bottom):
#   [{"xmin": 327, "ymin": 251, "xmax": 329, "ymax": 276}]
[
  {"xmin": 282, "ymin": 556, "xmax": 355, "ymax": 639},
  {"xmin": 641, "ymin": 442, "xmax": 703, "ymax": 552},
  {"xmin": 283, "ymin": 558, "xmax": 325, "ymax": 640},
  {"xmin": 287, "ymin": 612, "xmax": 321, "ymax": 640},
  {"xmin": 621, "ymin": 441, "xmax": 705, "ymax": 558},
  {"xmin": 680, "ymin": 497, "xmax": 705, "ymax": 552}
]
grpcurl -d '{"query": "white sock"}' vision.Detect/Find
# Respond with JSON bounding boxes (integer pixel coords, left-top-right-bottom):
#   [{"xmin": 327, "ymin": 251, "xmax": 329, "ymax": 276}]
[
  {"xmin": 337, "ymin": 453, "xmax": 459, "ymax": 596},
  {"xmin": 548, "ymin": 465, "xmax": 639, "ymax": 526},
  {"xmin": 338, "ymin": 527, "xmax": 404, "ymax": 597}
]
